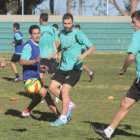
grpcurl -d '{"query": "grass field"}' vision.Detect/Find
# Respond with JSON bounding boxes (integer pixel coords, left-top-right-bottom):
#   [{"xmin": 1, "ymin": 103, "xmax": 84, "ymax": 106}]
[{"xmin": 0, "ymin": 52, "xmax": 140, "ymax": 140}]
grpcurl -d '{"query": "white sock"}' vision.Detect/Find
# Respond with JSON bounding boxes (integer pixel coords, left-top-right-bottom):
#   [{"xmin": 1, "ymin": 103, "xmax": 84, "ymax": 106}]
[
  {"xmin": 104, "ymin": 126, "xmax": 114, "ymax": 138},
  {"xmin": 60, "ymin": 115, "xmax": 67, "ymax": 122},
  {"xmin": 69, "ymin": 101, "xmax": 74, "ymax": 107},
  {"xmin": 55, "ymin": 97, "xmax": 59, "ymax": 102},
  {"xmin": 60, "ymin": 85, "xmax": 62, "ymax": 89},
  {"xmin": 89, "ymin": 72, "xmax": 93, "ymax": 75}
]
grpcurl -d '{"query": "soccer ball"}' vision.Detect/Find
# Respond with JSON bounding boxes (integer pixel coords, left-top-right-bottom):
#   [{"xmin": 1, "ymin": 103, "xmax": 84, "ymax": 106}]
[{"xmin": 25, "ymin": 78, "xmax": 41, "ymax": 94}]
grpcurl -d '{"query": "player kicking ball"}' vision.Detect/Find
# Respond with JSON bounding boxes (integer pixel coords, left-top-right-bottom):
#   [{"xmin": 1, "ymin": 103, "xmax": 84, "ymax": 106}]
[
  {"xmin": 20, "ymin": 25, "xmax": 60, "ymax": 119},
  {"xmin": 48, "ymin": 13, "xmax": 95, "ymax": 126}
]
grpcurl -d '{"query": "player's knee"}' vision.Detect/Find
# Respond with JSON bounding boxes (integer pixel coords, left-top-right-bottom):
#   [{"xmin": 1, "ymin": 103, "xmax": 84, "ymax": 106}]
[
  {"xmin": 120, "ymin": 100, "xmax": 129, "ymax": 110},
  {"xmin": 48, "ymin": 84, "xmax": 54, "ymax": 93},
  {"xmin": 39, "ymin": 88, "xmax": 47, "ymax": 98}
]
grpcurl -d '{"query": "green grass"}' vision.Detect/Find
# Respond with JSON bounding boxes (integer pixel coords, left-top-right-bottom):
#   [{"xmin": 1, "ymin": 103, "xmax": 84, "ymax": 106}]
[{"xmin": 0, "ymin": 52, "xmax": 140, "ymax": 140}]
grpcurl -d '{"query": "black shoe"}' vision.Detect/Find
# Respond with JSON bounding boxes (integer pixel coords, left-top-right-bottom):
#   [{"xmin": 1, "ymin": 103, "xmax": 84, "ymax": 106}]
[
  {"xmin": 89, "ymin": 72, "xmax": 94, "ymax": 82},
  {"xmin": 91, "ymin": 124, "xmax": 109, "ymax": 140}
]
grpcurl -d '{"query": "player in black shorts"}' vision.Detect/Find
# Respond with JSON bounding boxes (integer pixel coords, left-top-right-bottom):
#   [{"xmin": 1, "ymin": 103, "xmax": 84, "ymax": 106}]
[
  {"xmin": 9, "ymin": 23, "xmax": 24, "ymax": 82},
  {"xmin": 74, "ymin": 24, "xmax": 94, "ymax": 82},
  {"xmin": 91, "ymin": 10, "xmax": 140, "ymax": 139},
  {"xmin": 39, "ymin": 13, "xmax": 59, "ymax": 82}
]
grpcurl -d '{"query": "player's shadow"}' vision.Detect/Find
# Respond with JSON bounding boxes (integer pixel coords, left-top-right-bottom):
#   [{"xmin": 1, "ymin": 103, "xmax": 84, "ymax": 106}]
[
  {"xmin": 86, "ymin": 138, "xmax": 102, "ymax": 140},
  {"xmin": 16, "ymin": 91, "xmax": 33, "ymax": 99},
  {"xmin": 2, "ymin": 77, "xmax": 14, "ymax": 81},
  {"xmin": 31, "ymin": 110, "xmax": 56, "ymax": 122},
  {"xmin": 5, "ymin": 109, "xmax": 21, "ymax": 117},
  {"xmin": 5, "ymin": 109, "xmax": 56, "ymax": 122},
  {"xmin": 85, "ymin": 121, "xmax": 140, "ymax": 139},
  {"xmin": 11, "ymin": 128, "xmax": 27, "ymax": 132}
]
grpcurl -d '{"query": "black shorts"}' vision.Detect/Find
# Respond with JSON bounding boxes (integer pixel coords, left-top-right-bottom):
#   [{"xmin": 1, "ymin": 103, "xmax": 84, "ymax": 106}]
[
  {"xmin": 40, "ymin": 58, "xmax": 58, "ymax": 74},
  {"xmin": 126, "ymin": 78, "xmax": 140, "ymax": 101},
  {"xmin": 11, "ymin": 53, "xmax": 21, "ymax": 63},
  {"xmin": 52, "ymin": 69, "xmax": 82, "ymax": 87}
]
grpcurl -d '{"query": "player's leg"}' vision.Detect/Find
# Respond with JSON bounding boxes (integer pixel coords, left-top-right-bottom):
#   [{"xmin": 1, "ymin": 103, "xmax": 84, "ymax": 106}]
[
  {"xmin": 83, "ymin": 64, "xmax": 94, "ymax": 82},
  {"xmin": 45, "ymin": 91, "xmax": 60, "ymax": 117},
  {"xmin": 50, "ymin": 84, "xmax": 72, "ymax": 126},
  {"xmin": 91, "ymin": 97, "xmax": 135, "ymax": 139},
  {"xmin": 49, "ymin": 80, "xmax": 61, "ymax": 99},
  {"xmin": 91, "ymin": 78, "xmax": 139, "ymax": 139},
  {"xmin": 21, "ymin": 86, "xmax": 46, "ymax": 117},
  {"xmin": 10, "ymin": 54, "xmax": 21, "ymax": 81}
]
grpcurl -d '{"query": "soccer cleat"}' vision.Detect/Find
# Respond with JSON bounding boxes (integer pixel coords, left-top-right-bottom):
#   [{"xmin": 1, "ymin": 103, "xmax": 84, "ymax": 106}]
[
  {"xmin": 21, "ymin": 109, "xmax": 30, "ymax": 118},
  {"xmin": 50, "ymin": 119, "xmax": 68, "ymax": 126},
  {"xmin": 13, "ymin": 77, "xmax": 21, "ymax": 82},
  {"xmin": 91, "ymin": 125, "xmax": 109, "ymax": 140},
  {"xmin": 89, "ymin": 72, "xmax": 94, "ymax": 82}
]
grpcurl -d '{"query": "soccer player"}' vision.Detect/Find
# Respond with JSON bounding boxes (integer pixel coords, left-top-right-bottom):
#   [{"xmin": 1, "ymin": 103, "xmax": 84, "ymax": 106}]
[
  {"xmin": 91, "ymin": 10, "xmax": 140, "ymax": 140},
  {"xmin": 20, "ymin": 25, "xmax": 60, "ymax": 118},
  {"xmin": 74, "ymin": 24, "xmax": 94, "ymax": 82},
  {"xmin": 9, "ymin": 23, "xmax": 24, "ymax": 82},
  {"xmin": 48, "ymin": 13, "xmax": 95, "ymax": 126},
  {"xmin": 52, "ymin": 24, "xmax": 76, "ymax": 109},
  {"xmin": 39, "ymin": 13, "xmax": 59, "ymax": 81}
]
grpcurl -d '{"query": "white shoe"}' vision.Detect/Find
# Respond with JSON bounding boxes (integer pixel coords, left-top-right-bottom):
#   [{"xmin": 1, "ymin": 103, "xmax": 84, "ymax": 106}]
[
  {"xmin": 55, "ymin": 97, "xmax": 59, "ymax": 103},
  {"xmin": 21, "ymin": 110, "xmax": 30, "ymax": 117},
  {"xmin": 41, "ymin": 100, "xmax": 44, "ymax": 103}
]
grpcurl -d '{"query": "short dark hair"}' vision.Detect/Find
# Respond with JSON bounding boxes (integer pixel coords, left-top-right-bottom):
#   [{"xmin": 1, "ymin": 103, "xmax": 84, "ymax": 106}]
[
  {"xmin": 131, "ymin": 10, "xmax": 140, "ymax": 21},
  {"xmin": 13, "ymin": 23, "xmax": 20, "ymax": 30},
  {"xmin": 74, "ymin": 24, "xmax": 80, "ymax": 30},
  {"xmin": 40, "ymin": 13, "xmax": 48, "ymax": 22},
  {"xmin": 29, "ymin": 25, "xmax": 40, "ymax": 34},
  {"xmin": 63, "ymin": 13, "xmax": 73, "ymax": 21},
  {"xmin": 52, "ymin": 24, "xmax": 59, "ymax": 30}
]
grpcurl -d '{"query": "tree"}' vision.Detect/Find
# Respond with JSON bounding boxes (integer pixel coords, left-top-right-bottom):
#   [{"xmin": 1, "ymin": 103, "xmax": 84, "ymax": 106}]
[
  {"xmin": 67, "ymin": 0, "xmax": 71, "ymax": 13},
  {"xmin": 113, "ymin": 0, "xmax": 139, "ymax": 16},
  {"xmin": 0, "ymin": 0, "xmax": 8, "ymax": 14},
  {"xmin": 0, "ymin": 0, "xmax": 44, "ymax": 15},
  {"xmin": 79, "ymin": 0, "xmax": 82, "ymax": 15},
  {"xmin": 50, "ymin": 0, "xmax": 54, "ymax": 14}
]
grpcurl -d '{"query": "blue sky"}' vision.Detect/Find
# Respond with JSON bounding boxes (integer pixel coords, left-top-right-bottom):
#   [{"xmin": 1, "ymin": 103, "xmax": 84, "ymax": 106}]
[{"xmin": 34, "ymin": 0, "xmax": 140, "ymax": 16}]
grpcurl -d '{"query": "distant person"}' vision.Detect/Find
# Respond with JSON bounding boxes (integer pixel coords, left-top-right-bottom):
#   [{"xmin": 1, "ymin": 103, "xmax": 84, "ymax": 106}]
[
  {"xmin": 39, "ymin": 13, "xmax": 59, "ymax": 81},
  {"xmin": 9, "ymin": 23, "xmax": 24, "ymax": 82},
  {"xmin": 91, "ymin": 10, "xmax": 140, "ymax": 140},
  {"xmin": 74, "ymin": 24, "xmax": 94, "ymax": 82},
  {"xmin": 20, "ymin": 25, "xmax": 60, "ymax": 118}
]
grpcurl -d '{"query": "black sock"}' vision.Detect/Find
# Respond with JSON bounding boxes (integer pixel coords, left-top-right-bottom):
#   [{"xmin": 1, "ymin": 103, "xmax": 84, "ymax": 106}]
[
  {"xmin": 27, "ymin": 94, "xmax": 42, "ymax": 111},
  {"xmin": 15, "ymin": 73, "xmax": 19, "ymax": 78}
]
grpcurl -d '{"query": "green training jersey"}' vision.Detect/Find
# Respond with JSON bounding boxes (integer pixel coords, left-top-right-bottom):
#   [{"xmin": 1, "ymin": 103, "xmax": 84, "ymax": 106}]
[
  {"xmin": 39, "ymin": 25, "xmax": 58, "ymax": 58},
  {"xmin": 59, "ymin": 28, "xmax": 93, "ymax": 71},
  {"xmin": 127, "ymin": 29, "xmax": 140, "ymax": 78}
]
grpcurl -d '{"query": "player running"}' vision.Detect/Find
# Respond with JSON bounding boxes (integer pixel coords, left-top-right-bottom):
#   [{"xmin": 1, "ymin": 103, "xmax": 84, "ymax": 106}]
[
  {"xmin": 9, "ymin": 23, "xmax": 24, "ymax": 82},
  {"xmin": 20, "ymin": 25, "xmax": 60, "ymax": 118},
  {"xmin": 74, "ymin": 24, "xmax": 94, "ymax": 82},
  {"xmin": 48, "ymin": 13, "xmax": 95, "ymax": 126}
]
